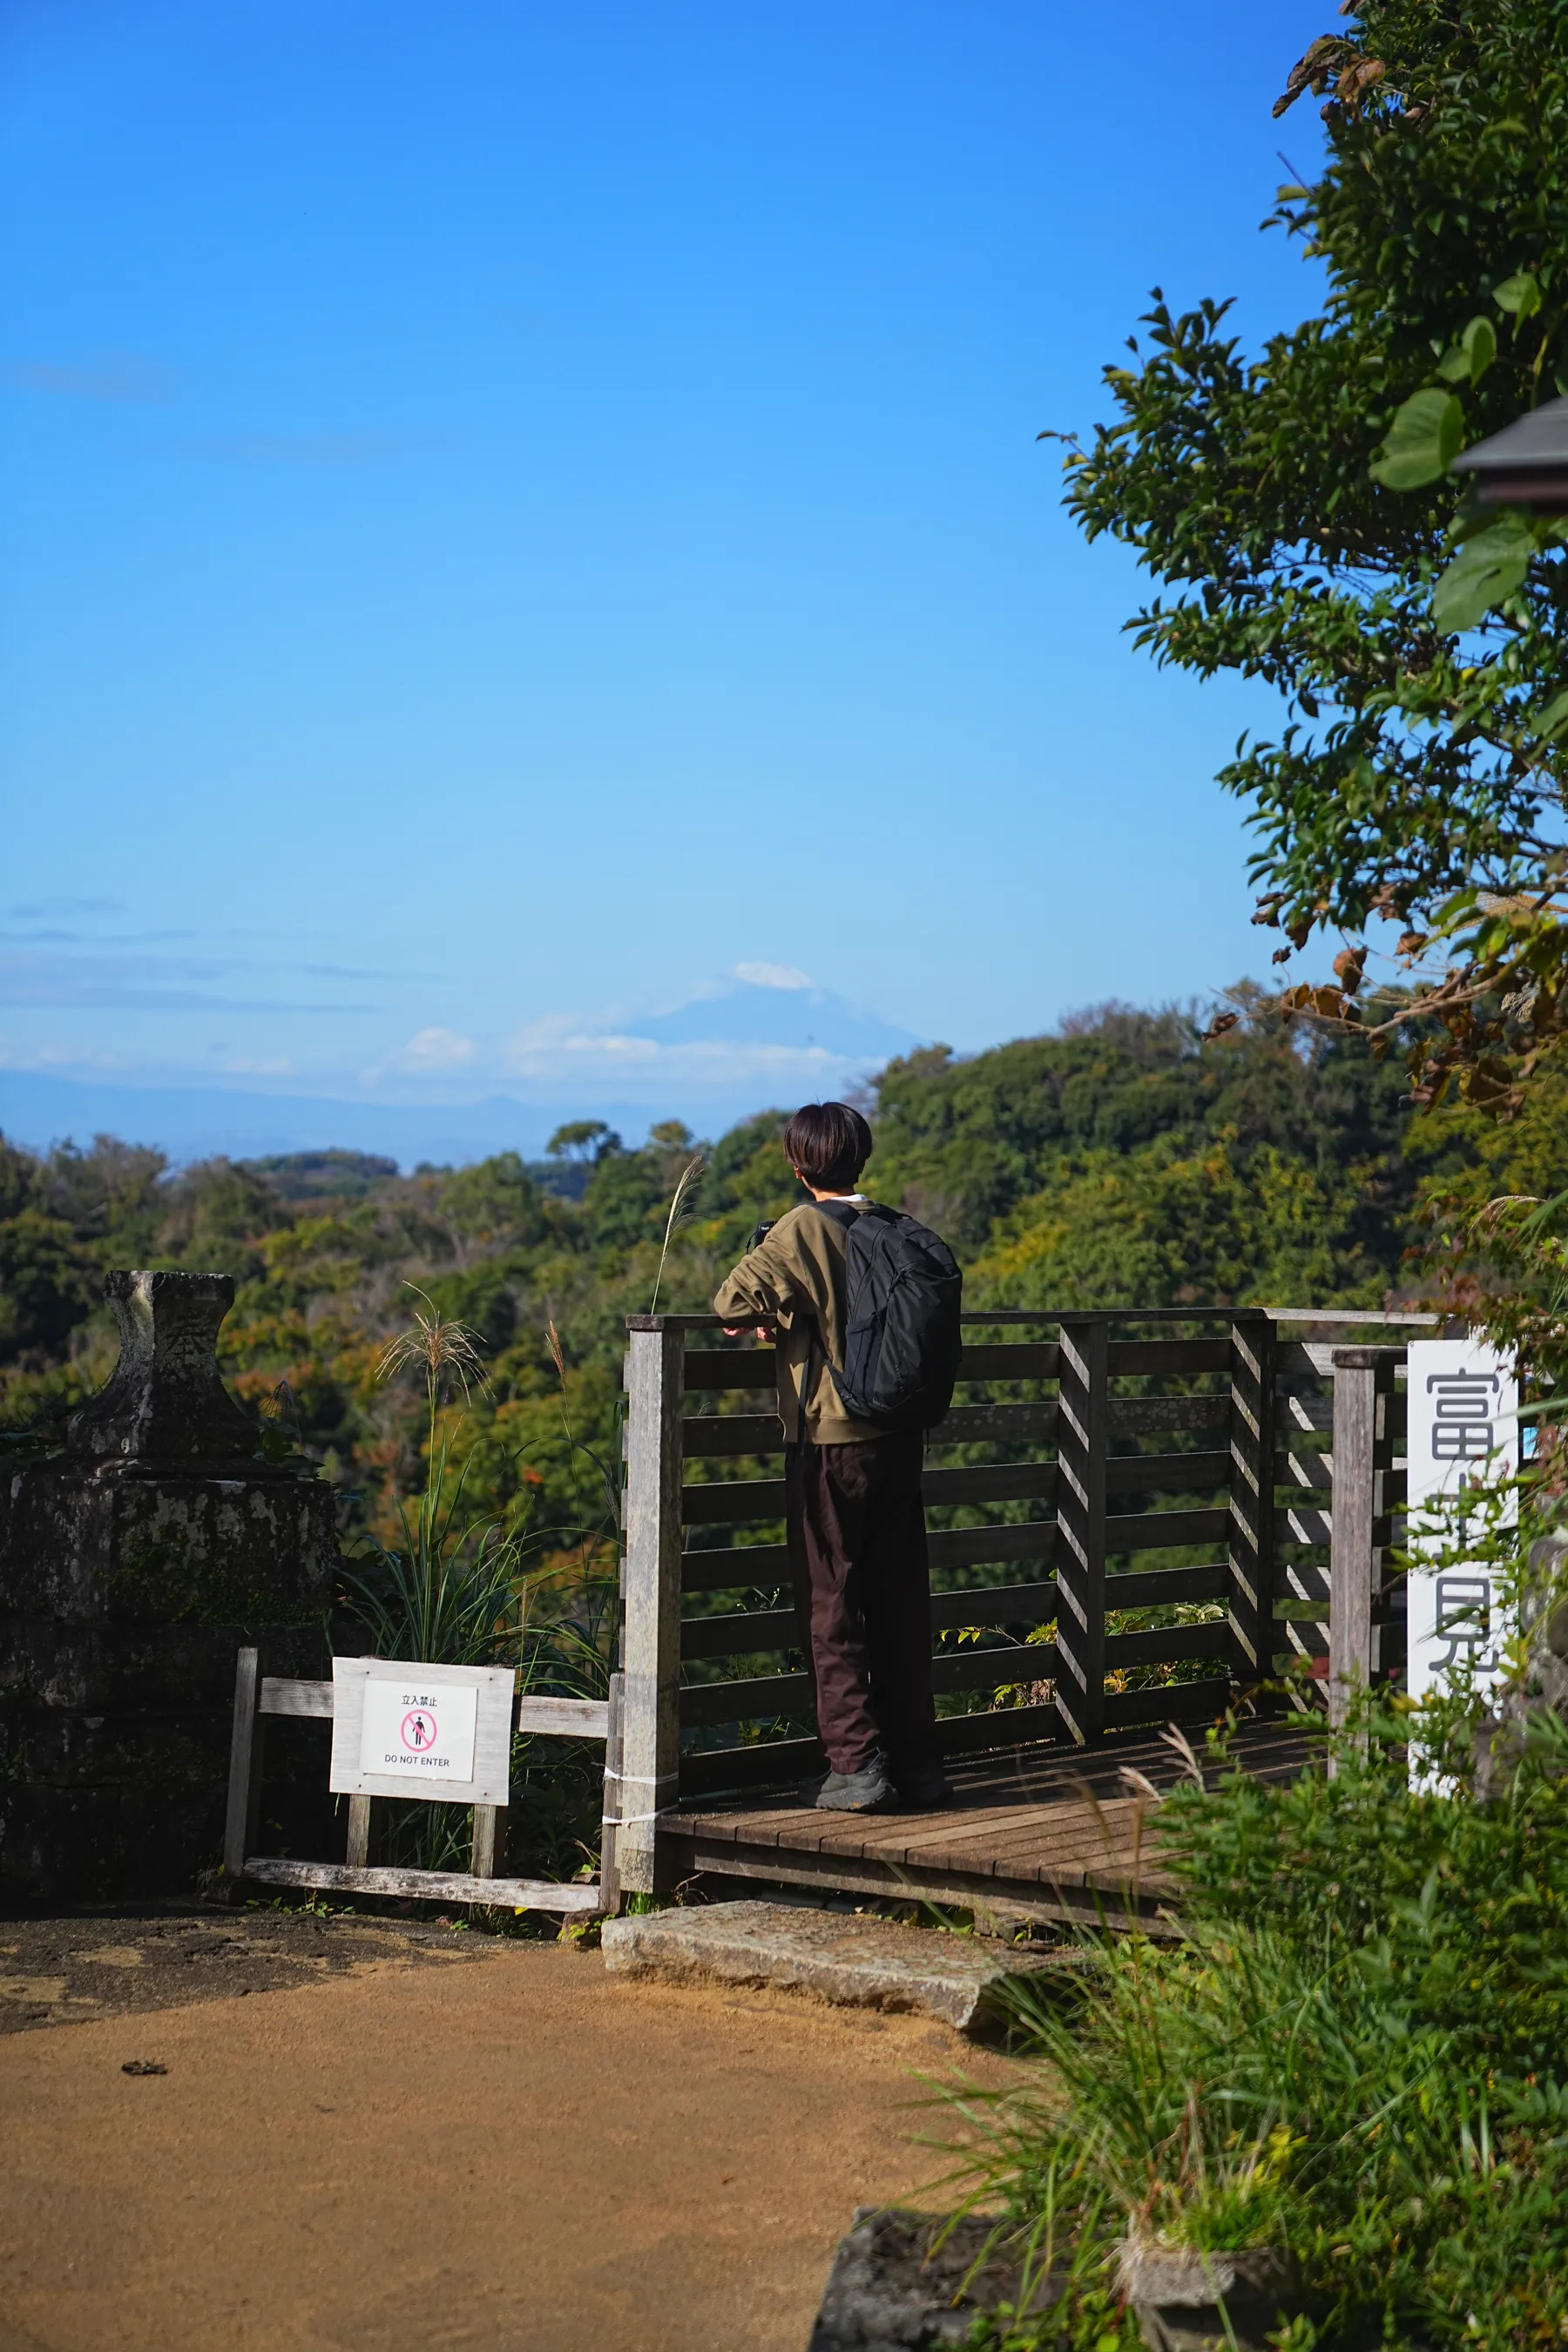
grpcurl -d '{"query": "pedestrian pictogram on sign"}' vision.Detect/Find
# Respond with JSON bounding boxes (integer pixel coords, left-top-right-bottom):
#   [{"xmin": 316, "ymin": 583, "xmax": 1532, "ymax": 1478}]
[
  {"xmin": 327, "ymin": 1656, "xmax": 515, "ymax": 1807},
  {"xmin": 357, "ymin": 1678, "xmax": 478, "ymax": 1781}
]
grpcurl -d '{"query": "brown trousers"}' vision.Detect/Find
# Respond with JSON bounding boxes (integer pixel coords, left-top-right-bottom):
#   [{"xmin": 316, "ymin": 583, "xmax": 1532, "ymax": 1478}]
[{"xmin": 784, "ymin": 1431, "xmax": 939, "ymax": 1776}]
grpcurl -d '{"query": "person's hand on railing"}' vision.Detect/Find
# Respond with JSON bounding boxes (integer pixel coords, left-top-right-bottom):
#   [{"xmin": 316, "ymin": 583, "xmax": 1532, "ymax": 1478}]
[{"xmin": 722, "ymin": 1323, "xmax": 776, "ymax": 1342}]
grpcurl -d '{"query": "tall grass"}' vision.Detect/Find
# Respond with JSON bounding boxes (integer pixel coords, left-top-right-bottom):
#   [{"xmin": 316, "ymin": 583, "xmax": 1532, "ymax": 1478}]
[
  {"xmin": 649, "ymin": 1152, "xmax": 705, "ymax": 1315},
  {"xmin": 948, "ymin": 1692, "xmax": 1568, "ymax": 2351},
  {"xmin": 341, "ymin": 1289, "xmax": 618, "ymax": 1876}
]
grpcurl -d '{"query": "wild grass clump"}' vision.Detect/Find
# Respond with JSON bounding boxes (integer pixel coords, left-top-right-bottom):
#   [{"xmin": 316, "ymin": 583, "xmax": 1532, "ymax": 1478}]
[
  {"xmin": 949, "ymin": 1697, "xmax": 1568, "ymax": 2351},
  {"xmin": 340, "ymin": 1288, "xmax": 617, "ymax": 1878}
]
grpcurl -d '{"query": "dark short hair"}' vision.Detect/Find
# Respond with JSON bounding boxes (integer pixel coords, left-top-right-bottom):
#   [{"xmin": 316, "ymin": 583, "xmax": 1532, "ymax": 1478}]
[{"xmin": 782, "ymin": 1101, "xmax": 873, "ymax": 1193}]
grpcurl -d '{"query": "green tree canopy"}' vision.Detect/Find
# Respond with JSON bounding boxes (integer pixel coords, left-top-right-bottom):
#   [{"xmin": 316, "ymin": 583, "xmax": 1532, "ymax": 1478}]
[{"xmin": 1063, "ymin": 0, "xmax": 1568, "ymax": 1112}]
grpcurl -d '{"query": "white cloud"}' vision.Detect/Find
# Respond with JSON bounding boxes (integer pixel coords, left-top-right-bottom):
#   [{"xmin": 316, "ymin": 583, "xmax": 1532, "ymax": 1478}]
[
  {"xmin": 733, "ymin": 961, "xmax": 813, "ymax": 990},
  {"xmin": 0, "ymin": 1037, "xmax": 135, "ymax": 1073},
  {"xmin": 400, "ymin": 1026, "xmax": 476, "ymax": 1071}
]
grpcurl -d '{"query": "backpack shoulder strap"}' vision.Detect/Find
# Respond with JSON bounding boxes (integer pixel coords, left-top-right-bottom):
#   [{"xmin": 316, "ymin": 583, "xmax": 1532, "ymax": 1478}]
[{"xmin": 808, "ymin": 1198, "xmax": 862, "ymax": 1231}]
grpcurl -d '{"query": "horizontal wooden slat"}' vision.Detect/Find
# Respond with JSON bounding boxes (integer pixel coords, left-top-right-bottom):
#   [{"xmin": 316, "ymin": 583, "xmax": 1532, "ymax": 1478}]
[
  {"xmin": 681, "ymin": 1578, "xmax": 1065, "ymax": 1660},
  {"xmin": 681, "ymin": 1607, "xmax": 796, "ymax": 1661},
  {"xmin": 684, "ymin": 1456, "xmax": 1067, "ymax": 1526},
  {"xmin": 242, "ymin": 1857, "xmax": 603, "ymax": 1911},
  {"xmin": 516, "ymin": 1696, "xmax": 609, "ymax": 1739},
  {"xmin": 1106, "ymin": 1396, "xmax": 1230, "ymax": 1436},
  {"xmin": 677, "ymin": 1628, "xmax": 1228, "ymax": 1724},
  {"xmin": 1278, "ymin": 1504, "xmax": 1332, "ymax": 1546},
  {"xmin": 259, "ymin": 1678, "xmax": 334, "ymax": 1719},
  {"xmin": 929, "ymin": 1402, "xmax": 1059, "ymax": 1445},
  {"xmin": 1105, "ymin": 1507, "xmax": 1230, "ymax": 1552},
  {"xmin": 682, "ymin": 1400, "xmax": 1074, "ymax": 1455},
  {"xmin": 683, "ymin": 1476, "xmax": 1228, "ymax": 1544},
  {"xmin": 1105, "ymin": 1450, "xmax": 1229, "ymax": 1496},
  {"xmin": 682, "ymin": 1544, "xmax": 790, "ymax": 1593},
  {"xmin": 682, "ymin": 1414, "xmax": 785, "ymax": 1456},
  {"xmin": 1107, "ymin": 1337, "xmax": 1231, "ymax": 1375},
  {"xmin": 1105, "ymin": 1623, "xmax": 1231, "ymax": 1671},
  {"xmin": 931, "ymin": 1579, "xmax": 1058, "ymax": 1631},
  {"xmin": 676, "ymin": 1701, "xmax": 1071, "ymax": 1801},
  {"xmin": 679, "ymin": 1644, "xmax": 1060, "ymax": 1725},
  {"xmin": 1100, "ymin": 1675, "xmax": 1233, "ymax": 1733},
  {"xmin": 679, "ymin": 1735, "xmax": 821, "ymax": 1800},
  {"xmin": 1277, "ymin": 1462, "xmax": 1331, "ymax": 1496},
  {"xmin": 684, "ymin": 1350, "xmax": 777, "ymax": 1391},
  {"xmin": 931, "ymin": 1644, "xmax": 1051, "ymax": 1695},
  {"xmin": 1105, "ymin": 1563, "xmax": 1228, "ymax": 1610},
  {"xmin": 924, "ymin": 1459, "xmax": 1058, "ymax": 1508},
  {"xmin": 683, "ymin": 1478, "xmax": 786, "ymax": 1525},
  {"xmin": 679, "ymin": 1672, "xmax": 814, "ymax": 1728},
  {"xmin": 936, "ymin": 1703, "xmax": 1061, "ymax": 1758},
  {"xmin": 954, "ymin": 1342, "xmax": 1061, "ymax": 1382},
  {"xmin": 929, "ymin": 1521, "xmax": 1056, "ymax": 1571},
  {"xmin": 1279, "ymin": 1390, "xmax": 1333, "ymax": 1431}
]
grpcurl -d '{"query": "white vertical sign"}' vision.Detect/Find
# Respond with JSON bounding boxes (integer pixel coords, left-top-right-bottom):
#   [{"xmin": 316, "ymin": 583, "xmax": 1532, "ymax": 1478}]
[{"xmin": 1406, "ymin": 1338, "xmax": 1518, "ymax": 1708}]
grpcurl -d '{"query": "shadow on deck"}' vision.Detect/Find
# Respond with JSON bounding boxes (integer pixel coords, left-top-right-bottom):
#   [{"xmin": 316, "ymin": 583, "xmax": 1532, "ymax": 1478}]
[{"xmin": 663, "ymin": 1717, "xmax": 1315, "ymax": 1934}]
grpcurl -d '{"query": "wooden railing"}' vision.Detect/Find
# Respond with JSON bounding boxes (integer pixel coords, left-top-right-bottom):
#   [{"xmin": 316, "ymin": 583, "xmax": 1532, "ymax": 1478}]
[{"xmin": 614, "ymin": 1308, "xmax": 1436, "ymax": 1892}]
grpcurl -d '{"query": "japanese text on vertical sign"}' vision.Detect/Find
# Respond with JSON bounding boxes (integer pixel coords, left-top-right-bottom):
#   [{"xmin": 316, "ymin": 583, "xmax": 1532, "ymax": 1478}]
[
  {"xmin": 1430, "ymin": 1571, "xmax": 1497, "ymax": 1676},
  {"xmin": 1426, "ymin": 1368, "xmax": 1502, "ymax": 1465}
]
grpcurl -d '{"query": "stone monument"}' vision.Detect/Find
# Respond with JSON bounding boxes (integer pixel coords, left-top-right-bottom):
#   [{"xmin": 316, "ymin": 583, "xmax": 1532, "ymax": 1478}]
[{"xmin": 0, "ymin": 1271, "xmax": 340, "ymax": 1900}]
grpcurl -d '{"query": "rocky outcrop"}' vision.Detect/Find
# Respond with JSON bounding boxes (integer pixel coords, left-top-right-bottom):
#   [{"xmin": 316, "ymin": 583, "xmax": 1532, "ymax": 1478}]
[{"xmin": 1, "ymin": 1272, "xmax": 339, "ymax": 1900}]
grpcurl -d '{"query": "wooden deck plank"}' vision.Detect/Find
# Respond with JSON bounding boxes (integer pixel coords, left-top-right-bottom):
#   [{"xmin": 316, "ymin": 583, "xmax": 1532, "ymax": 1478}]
[
  {"xmin": 665, "ymin": 1717, "xmax": 1310, "ymax": 1913},
  {"xmin": 916, "ymin": 1809, "xmax": 1159, "ymax": 1876},
  {"xmin": 800, "ymin": 1807, "xmax": 1066, "ymax": 1869}
]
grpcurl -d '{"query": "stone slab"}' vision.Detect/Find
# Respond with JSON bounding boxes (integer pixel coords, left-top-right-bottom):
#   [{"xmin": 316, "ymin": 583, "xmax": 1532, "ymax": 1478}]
[
  {"xmin": 600, "ymin": 1899, "xmax": 1070, "ymax": 2031},
  {"xmin": 809, "ymin": 2207, "xmax": 1066, "ymax": 2350}
]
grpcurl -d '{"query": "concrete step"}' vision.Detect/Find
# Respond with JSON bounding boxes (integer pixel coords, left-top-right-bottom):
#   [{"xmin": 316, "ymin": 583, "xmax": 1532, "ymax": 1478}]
[{"xmin": 600, "ymin": 1899, "xmax": 1073, "ymax": 2032}]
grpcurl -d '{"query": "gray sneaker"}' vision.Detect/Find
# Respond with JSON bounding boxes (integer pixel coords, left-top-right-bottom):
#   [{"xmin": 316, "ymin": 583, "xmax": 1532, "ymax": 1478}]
[{"xmin": 814, "ymin": 1751, "xmax": 896, "ymax": 1812}]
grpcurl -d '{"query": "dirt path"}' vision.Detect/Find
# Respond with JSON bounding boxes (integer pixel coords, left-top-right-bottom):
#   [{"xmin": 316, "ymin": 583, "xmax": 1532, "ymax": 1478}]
[{"xmin": 0, "ymin": 1910, "xmax": 1017, "ymax": 2352}]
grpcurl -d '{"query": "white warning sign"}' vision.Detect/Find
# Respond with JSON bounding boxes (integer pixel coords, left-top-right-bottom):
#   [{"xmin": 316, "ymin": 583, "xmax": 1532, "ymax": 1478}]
[
  {"xmin": 359, "ymin": 1677, "xmax": 478, "ymax": 1782},
  {"xmin": 329, "ymin": 1656, "xmax": 513, "ymax": 1804}
]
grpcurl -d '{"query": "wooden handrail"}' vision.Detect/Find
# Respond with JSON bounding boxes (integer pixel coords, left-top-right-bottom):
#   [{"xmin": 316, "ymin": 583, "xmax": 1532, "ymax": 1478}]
[{"xmin": 619, "ymin": 1307, "xmax": 1409, "ymax": 1829}]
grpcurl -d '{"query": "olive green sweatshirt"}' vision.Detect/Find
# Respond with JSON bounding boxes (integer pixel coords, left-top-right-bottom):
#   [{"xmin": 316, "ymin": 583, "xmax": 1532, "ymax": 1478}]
[{"xmin": 711, "ymin": 1201, "xmax": 886, "ymax": 1444}]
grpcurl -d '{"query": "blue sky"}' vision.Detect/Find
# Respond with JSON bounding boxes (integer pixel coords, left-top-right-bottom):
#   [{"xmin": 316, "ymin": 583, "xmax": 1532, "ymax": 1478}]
[{"xmin": 0, "ymin": 0, "xmax": 1331, "ymax": 1160}]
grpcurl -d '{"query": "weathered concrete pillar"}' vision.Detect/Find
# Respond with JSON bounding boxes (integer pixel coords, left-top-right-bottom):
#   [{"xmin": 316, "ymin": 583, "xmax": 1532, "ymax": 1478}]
[{"xmin": 0, "ymin": 1272, "xmax": 339, "ymax": 1900}]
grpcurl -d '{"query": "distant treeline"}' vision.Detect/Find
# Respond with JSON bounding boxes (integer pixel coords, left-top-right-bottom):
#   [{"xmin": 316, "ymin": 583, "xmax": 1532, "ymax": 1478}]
[{"xmin": 3, "ymin": 994, "xmax": 1563, "ymax": 1543}]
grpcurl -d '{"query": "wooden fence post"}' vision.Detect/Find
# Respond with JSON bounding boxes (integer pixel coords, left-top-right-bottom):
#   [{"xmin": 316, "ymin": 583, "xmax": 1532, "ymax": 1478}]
[
  {"xmin": 598, "ymin": 1668, "xmax": 625, "ymax": 1916},
  {"xmin": 470, "ymin": 1804, "xmax": 500, "ymax": 1879},
  {"xmin": 224, "ymin": 1645, "xmax": 263, "ymax": 1880},
  {"xmin": 345, "ymin": 1796, "xmax": 372, "ymax": 1868},
  {"xmin": 1055, "ymin": 1316, "xmax": 1108, "ymax": 1745},
  {"xmin": 1328, "ymin": 1346, "xmax": 1399, "ymax": 1755},
  {"xmin": 618, "ymin": 1321, "xmax": 685, "ymax": 1892},
  {"xmin": 1228, "ymin": 1312, "xmax": 1278, "ymax": 1697}
]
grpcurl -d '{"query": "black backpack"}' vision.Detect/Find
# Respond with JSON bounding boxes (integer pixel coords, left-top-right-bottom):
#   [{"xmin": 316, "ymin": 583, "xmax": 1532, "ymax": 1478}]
[{"xmin": 813, "ymin": 1200, "xmax": 963, "ymax": 1431}]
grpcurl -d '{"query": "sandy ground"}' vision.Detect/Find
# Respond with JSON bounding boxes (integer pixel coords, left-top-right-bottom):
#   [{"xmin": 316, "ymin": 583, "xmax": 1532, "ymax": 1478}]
[{"xmin": 0, "ymin": 1908, "xmax": 1019, "ymax": 2352}]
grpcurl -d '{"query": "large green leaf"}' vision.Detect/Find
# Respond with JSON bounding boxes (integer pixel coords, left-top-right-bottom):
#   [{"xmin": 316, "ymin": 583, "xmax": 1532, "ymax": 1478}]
[
  {"xmin": 1432, "ymin": 517, "xmax": 1535, "ymax": 632},
  {"xmin": 1494, "ymin": 269, "xmax": 1544, "ymax": 321},
  {"xmin": 1437, "ymin": 316, "xmax": 1498, "ymax": 385},
  {"xmin": 1370, "ymin": 388, "xmax": 1465, "ymax": 489}
]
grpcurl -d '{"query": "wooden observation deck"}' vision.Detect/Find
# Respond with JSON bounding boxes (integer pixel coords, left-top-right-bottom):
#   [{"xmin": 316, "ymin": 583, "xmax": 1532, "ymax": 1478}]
[{"xmin": 611, "ymin": 1308, "xmax": 1436, "ymax": 1922}]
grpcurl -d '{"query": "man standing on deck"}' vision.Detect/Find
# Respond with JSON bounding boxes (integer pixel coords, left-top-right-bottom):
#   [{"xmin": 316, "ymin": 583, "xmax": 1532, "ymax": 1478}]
[{"xmin": 712, "ymin": 1101, "xmax": 950, "ymax": 1815}]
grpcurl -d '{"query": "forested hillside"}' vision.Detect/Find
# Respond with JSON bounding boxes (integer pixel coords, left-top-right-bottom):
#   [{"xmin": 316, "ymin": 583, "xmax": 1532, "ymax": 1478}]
[{"xmin": 3, "ymin": 996, "xmax": 1563, "ymax": 1548}]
